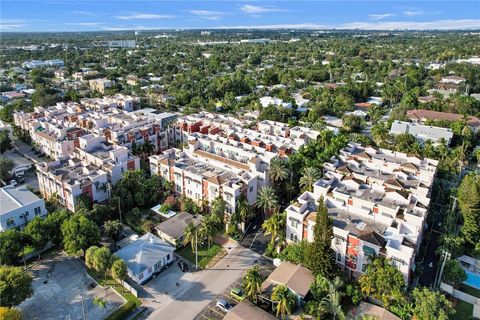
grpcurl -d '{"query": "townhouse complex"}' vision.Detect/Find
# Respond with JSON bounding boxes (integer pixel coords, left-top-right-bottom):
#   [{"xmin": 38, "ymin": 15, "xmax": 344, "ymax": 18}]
[
  {"xmin": 13, "ymin": 95, "xmax": 176, "ymax": 211},
  {"xmin": 150, "ymin": 112, "xmax": 320, "ymax": 214},
  {"xmin": 286, "ymin": 143, "xmax": 438, "ymax": 282},
  {"xmin": 14, "ymin": 95, "xmax": 176, "ymax": 160}
]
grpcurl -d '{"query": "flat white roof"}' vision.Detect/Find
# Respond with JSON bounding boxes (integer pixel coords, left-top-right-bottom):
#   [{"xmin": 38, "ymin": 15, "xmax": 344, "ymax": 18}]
[{"xmin": 0, "ymin": 185, "xmax": 42, "ymax": 214}]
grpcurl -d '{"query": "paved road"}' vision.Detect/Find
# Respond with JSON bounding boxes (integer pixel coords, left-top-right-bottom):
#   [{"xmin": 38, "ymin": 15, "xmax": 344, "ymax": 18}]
[{"xmin": 144, "ymin": 241, "xmax": 261, "ymax": 320}]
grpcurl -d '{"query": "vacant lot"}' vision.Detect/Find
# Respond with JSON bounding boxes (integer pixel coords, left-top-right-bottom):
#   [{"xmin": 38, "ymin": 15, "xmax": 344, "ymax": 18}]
[{"xmin": 19, "ymin": 252, "xmax": 125, "ymax": 320}]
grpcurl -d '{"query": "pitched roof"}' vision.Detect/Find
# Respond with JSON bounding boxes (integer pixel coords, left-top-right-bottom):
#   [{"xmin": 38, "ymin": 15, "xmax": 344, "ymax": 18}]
[
  {"xmin": 155, "ymin": 212, "xmax": 203, "ymax": 240},
  {"xmin": 354, "ymin": 302, "xmax": 401, "ymax": 320},
  {"xmin": 261, "ymin": 261, "xmax": 314, "ymax": 298},
  {"xmin": 406, "ymin": 109, "xmax": 480, "ymax": 126},
  {"xmin": 115, "ymin": 233, "xmax": 174, "ymax": 276},
  {"xmin": 223, "ymin": 301, "xmax": 276, "ymax": 320}
]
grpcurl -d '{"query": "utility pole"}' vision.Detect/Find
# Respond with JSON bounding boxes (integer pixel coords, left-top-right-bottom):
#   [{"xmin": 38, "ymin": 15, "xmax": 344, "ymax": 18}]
[
  {"xmin": 81, "ymin": 297, "xmax": 86, "ymax": 320},
  {"xmin": 435, "ymin": 250, "xmax": 451, "ymax": 288},
  {"xmin": 195, "ymin": 228, "xmax": 198, "ymax": 270},
  {"xmin": 118, "ymin": 197, "xmax": 123, "ymax": 224}
]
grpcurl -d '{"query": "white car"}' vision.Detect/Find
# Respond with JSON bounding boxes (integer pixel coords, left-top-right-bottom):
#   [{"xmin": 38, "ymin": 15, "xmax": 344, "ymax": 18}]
[
  {"xmin": 216, "ymin": 299, "xmax": 232, "ymax": 313},
  {"xmin": 9, "ymin": 180, "xmax": 17, "ymax": 187}
]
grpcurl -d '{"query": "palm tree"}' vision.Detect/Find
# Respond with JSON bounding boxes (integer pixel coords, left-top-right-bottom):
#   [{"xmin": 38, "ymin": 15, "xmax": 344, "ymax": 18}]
[
  {"xmin": 256, "ymin": 186, "xmax": 278, "ymax": 219},
  {"xmin": 242, "ymin": 266, "xmax": 263, "ymax": 302},
  {"xmin": 262, "ymin": 213, "xmax": 284, "ymax": 247},
  {"xmin": 236, "ymin": 195, "xmax": 251, "ymax": 232},
  {"xmin": 200, "ymin": 215, "xmax": 219, "ymax": 249},
  {"xmin": 299, "ymin": 167, "xmax": 321, "ymax": 192},
  {"xmin": 93, "ymin": 296, "xmax": 107, "ymax": 309},
  {"xmin": 319, "ymin": 276, "xmax": 345, "ymax": 320},
  {"xmin": 183, "ymin": 222, "xmax": 197, "ymax": 252},
  {"xmin": 271, "ymin": 284, "xmax": 296, "ymax": 319},
  {"xmin": 269, "ymin": 158, "xmax": 288, "ymax": 184}
]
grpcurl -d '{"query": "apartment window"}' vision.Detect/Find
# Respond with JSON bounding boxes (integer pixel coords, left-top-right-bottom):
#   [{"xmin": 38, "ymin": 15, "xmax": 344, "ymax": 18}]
[
  {"xmin": 6, "ymin": 218, "xmax": 14, "ymax": 226},
  {"xmin": 249, "ymin": 186, "xmax": 253, "ymax": 192},
  {"xmin": 362, "ymin": 263, "xmax": 367, "ymax": 272},
  {"xmin": 34, "ymin": 207, "xmax": 41, "ymax": 216},
  {"xmin": 337, "ymin": 252, "xmax": 342, "ymax": 262},
  {"xmin": 290, "ymin": 233, "xmax": 294, "ymax": 241},
  {"xmin": 290, "ymin": 220, "xmax": 298, "ymax": 228},
  {"xmin": 334, "ymin": 237, "xmax": 341, "ymax": 245},
  {"xmin": 294, "ymin": 235, "xmax": 298, "ymax": 242},
  {"xmin": 121, "ymin": 167, "xmax": 124, "ymax": 173}
]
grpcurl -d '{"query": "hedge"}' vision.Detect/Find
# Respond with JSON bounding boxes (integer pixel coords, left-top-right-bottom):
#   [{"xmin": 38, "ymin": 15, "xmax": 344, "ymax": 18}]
[{"xmin": 105, "ymin": 301, "xmax": 136, "ymax": 320}]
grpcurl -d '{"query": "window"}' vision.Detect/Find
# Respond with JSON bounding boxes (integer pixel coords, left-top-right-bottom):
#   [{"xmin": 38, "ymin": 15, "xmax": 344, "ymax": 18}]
[
  {"xmin": 249, "ymin": 186, "xmax": 253, "ymax": 192},
  {"xmin": 121, "ymin": 167, "xmax": 124, "ymax": 173},
  {"xmin": 148, "ymin": 267, "xmax": 152, "ymax": 273},
  {"xmin": 290, "ymin": 220, "xmax": 298, "ymax": 228},
  {"xmin": 337, "ymin": 252, "xmax": 342, "ymax": 262},
  {"xmin": 6, "ymin": 218, "xmax": 14, "ymax": 226},
  {"xmin": 138, "ymin": 273, "xmax": 143, "ymax": 280},
  {"xmin": 294, "ymin": 235, "xmax": 298, "ymax": 242},
  {"xmin": 167, "ymin": 254, "xmax": 170, "ymax": 261},
  {"xmin": 334, "ymin": 237, "xmax": 341, "ymax": 245},
  {"xmin": 34, "ymin": 207, "xmax": 41, "ymax": 216},
  {"xmin": 290, "ymin": 233, "xmax": 294, "ymax": 241}
]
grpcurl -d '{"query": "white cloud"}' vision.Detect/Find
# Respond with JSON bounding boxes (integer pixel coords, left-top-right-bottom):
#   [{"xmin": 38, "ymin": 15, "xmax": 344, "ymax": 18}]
[
  {"xmin": 115, "ymin": 13, "xmax": 175, "ymax": 20},
  {"xmin": 72, "ymin": 10, "xmax": 93, "ymax": 16},
  {"xmin": 190, "ymin": 10, "xmax": 224, "ymax": 21},
  {"xmin": 369, "ymin": 13, "xmax": 395, "ymax": 21},
  {"xmin": 338, "ymin": 19, "xmax": 480, "ymax": 30},
  {"xmin": 0, "ymin": 19, "xmax": 26, "ymax": 30},
  {"xmin": 240, "ymin": 5, "xmax": 285, "ymax": 14},
  {"xmin": 212, "ymin": 19, "xmax": 480, "ymax": 30},
  {"xmin": 65, "ymin": 22, "xmax": 102, "ymax": 26},
  {"xmin": 403, "ymin": 10, "xmax": 425, "ymax": 17}
]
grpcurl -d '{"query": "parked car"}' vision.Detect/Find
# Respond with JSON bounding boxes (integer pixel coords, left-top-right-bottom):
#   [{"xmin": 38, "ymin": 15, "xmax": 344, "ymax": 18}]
[
  {"xmin": 229, "ymin": 287, "xmax": 245, "ymax": 301},
  {"xmin": 216, "ymin": 299, "xmax": 232, "ymax": 313},
  {"xmin": 9, "ymin": 180, "xmax": 17, "ymax": 187},
  {"xmin": 178, "ymin": 260, "xmax": 188, "ymax": 272}
]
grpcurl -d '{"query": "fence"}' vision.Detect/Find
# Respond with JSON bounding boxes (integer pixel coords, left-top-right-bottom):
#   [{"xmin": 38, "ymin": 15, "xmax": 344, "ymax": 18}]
[{"xmin": 121, "ymin": 279, "xmax": 139, "ymax": 298}]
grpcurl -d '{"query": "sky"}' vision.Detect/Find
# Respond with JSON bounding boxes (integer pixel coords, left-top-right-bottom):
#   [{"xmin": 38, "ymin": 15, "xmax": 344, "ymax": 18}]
[{"xmin": 1, "ymin": 1, "xmax": 479, "ymax": 32}]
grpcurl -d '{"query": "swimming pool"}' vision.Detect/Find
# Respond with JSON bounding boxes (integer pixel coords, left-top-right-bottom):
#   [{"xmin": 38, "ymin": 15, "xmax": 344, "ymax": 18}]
[{"xmin": 464, "ymin": 270, "xmax": 480, "ymax": 290}]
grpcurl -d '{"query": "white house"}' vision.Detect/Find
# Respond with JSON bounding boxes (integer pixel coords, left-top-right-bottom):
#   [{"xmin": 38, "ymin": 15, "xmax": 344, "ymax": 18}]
[
  {"xmin": 115, "ymin": 233, "xmax": 175, "ymax": 285},
  {"xmin": 389, "ymin": 120, "xmax": 454, "ymax": 145},
  {"xmin": 0, "ymin": 185, "xmax": 47, "ymax": 232},
  {"xmin": 259, "ymin": 96, "xmax": 292, "ymax": 109}
]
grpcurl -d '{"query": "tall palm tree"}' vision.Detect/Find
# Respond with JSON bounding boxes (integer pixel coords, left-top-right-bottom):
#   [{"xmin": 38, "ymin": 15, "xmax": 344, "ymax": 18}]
[
  {"xmin": 268, "ymin": 157, "xmax": 288, "ymax": 184},
  {"xmin": 256, "ymin": 186, "xmax": 278, "ymax": 219},
  {"xmin": 236, "ymin": 195, "xmax": 251, "ymax": 232},
  {"xmin": 319, "ymin": 276, "xmax": 345, "ymax": 320},
  {"xmin": 243, "ymin": 266, "xmax": 263, "ymax": 302},
  {"xmin": 262, "ymin": 213, "xmax": 284, "ymax": 247},
  {"xmin": 299, "ymin": 167, "xmax": 321, "ymax": 192},
  {"xmin": 199, "ymin": 215, "xmax": 219, "ymax": 249},
  {"xmin": 183, "ymin": 222, "xmax": 197, "ymax": 252},
  {"xmin": 271, "ymin": 284, "xmax": 296, "ymax": 319}
]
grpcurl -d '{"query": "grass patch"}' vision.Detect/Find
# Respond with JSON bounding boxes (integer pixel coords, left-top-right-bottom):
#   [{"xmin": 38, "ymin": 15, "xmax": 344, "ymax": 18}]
[
  {"xmin": 453, "ymin": 300, "xmax": 473, "ymax": 320},
  {"xmin": 460, "ymin": 284, "xmax": 480, "ymax": 299},
  {"xmin": 86, "ymin": 268, "xmax": 141, "ymax": 307},
  {"xmin": 179, "ymin": 244, "xmax": 226, "ymax": 269}
]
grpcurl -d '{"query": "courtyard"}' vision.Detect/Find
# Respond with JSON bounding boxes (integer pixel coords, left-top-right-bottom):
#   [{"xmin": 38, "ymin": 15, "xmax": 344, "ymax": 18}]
[{"xmin": 19, "ymin": 252, "xmax": 125, "ymax": 320}]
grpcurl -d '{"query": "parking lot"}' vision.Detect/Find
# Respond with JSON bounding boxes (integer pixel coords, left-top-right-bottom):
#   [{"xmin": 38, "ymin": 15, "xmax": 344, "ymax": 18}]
[
  {"xmin": 2, "ymin": 148, "xmax": 39, "ymax": 190},
  {"xmin": 194, "ymin": 259, "xmax": 275, "ymax": 320},
  {"xmin": 19, "ymin": 252, "xmax": 125, "ymax": 320}
]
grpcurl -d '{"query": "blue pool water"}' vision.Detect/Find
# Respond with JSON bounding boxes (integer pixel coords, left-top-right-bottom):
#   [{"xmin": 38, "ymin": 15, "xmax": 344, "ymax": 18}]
[{"xmin": 464, "ymin": 270, "xmax": 480, "ymax": 290}]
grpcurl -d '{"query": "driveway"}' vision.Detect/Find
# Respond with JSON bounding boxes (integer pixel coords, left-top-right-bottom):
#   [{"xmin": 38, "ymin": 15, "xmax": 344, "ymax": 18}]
[{"xmin": 142, "ymin": 241, "xmax": 262, "ymax": 320}]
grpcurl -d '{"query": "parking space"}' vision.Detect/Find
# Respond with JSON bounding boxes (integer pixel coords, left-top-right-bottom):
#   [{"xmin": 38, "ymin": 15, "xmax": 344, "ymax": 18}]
[{"xmin": 19, "ymin": 252, "xmax": 125, "ymax": 320}]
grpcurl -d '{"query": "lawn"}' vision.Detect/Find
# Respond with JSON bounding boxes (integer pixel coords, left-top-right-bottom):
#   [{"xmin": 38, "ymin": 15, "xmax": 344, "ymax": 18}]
[
  {"xmin": 453, "ymin": 300, "xmax": 473, "ymax": 320},
  {"xmin": 179, "ymin": 244, "xmax": 226, "ymax": 269},
  {"xmin": 461, "ymin": 284, "xmax": 480, "ymax": 299}
]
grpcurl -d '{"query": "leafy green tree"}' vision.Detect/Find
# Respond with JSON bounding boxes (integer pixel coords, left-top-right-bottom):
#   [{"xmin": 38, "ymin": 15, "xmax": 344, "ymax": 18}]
[
  {"xmin": 141, "ymin": 220, "xmax": 155, "ymax": 234},
  {"xmin": 342, "ymin": 114, "xmax": 363, "ymax": 133},
  {"xmin": 0, "ymin": 229, "xmax": 23, "ymax": 265},
  {"xmin": 346, "ymin": 283, "xmax": 363, "ymax": 305},
  {"xmin": 0, "ymin": 130, "xmax": 12, "ymax": 154},
  {"xmin": 24, "ymin": 216, "xmax": 49, "ymax": 259},
  {"xmin": 44, "ymin": 209, "xmax": 69, "ymax": 246},
  {"xmin": 278, "ymin": 241, "xmax": 309, "ymax": 265},
  {"xmin": 442, "ymin": 259, "xmax": 467, "ymax": 288},
  {"xmin": 411, "ymin": 287, "xmax": 454, "ymax": 320},
  {"xmin": 0, "ymin": 266, "xmax": 33, "ymax": 306},
  {"xmin": 0, "ymin": 157, "xmax": 14, "ymax": 181},
  {"xmin": 457, "ymin": 173, "xmax": 480, "ymax": 247},
  {"xmin": 299, "ymin": 167, "xmax": 321, "ymax": 192},
  {"xmin": 305, "ymin": 197, "xmax": 337, "ymax": 278},
  {"xmin": 236, "ymin": 195, "xmax": 252, "ymax": 231},
  {"xmin": 199, "ymin": 214, "xmax": 220, "ymax": 249},
  {"xmin": 210, "ymin": 197, "xmax": 226, "ymax": 223},
  {"xmin": 242, "ymin": 266, "xmax": 263, "ymax": 303},
  {"xmin": 61, "ymin": 214, "xmax": 100, "ymax": 255},
  {"xmin": 104, "ymin": 220, "xmax": 124, "ymax": 241},
  {"xmin": 92, "ymin": 247, "xmax": 113, "ymax": 280},
  {"xmin": 358, "ymin": 257, "xmax": 405, "ymax": 307},
  {"xmin": 85, "ymin": 246, "xmax": 99, "ymax": 270},
  {"xmin": 111, "ymin": 258, "xmax": 127, "ymax": 285},
  {"xmin": 256, "ymin": 186, "xmax": 278, "ymax": 219},
  {"xmin": 271, "ymin": 284, "xmax": 296, "ymax": 319},
  {"xmin": 0, "ymin": 307, "xmax": 23, "ymax": 320}
]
